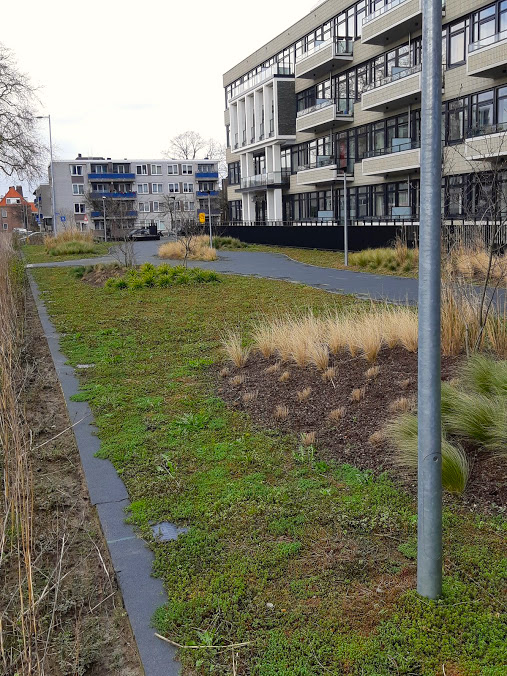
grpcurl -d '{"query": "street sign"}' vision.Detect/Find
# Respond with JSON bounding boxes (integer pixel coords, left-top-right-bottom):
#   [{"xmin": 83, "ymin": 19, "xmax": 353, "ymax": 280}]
[
  {"xmin": 198, "ymin": 212, "xmax": 206, "ymax": 224},
  {"xmin": 83, "ymin": 215, "xmax": 88, "ymax": 222},
  {"xmin": 60, "ymin": 216, "xmax": 66, "ymax": 222}
]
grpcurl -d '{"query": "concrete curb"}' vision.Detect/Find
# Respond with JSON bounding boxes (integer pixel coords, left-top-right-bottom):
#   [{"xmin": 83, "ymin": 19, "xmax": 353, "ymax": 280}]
[{"xmin": 28, "ymin": 273, "xmax": 180, "ymax": 676}]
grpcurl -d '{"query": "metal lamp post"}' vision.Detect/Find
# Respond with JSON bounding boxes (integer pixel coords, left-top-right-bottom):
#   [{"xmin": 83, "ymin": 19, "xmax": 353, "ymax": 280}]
[
  {"xmin": 36, "ymin": 115, "xmax": 56, "ymax": 235},
  {"xmin": 343, "ymin": 171, "xmax": 348, "ymax": 266},
  {"xmin": 417, "ymin": 0, "xmax": 443, "ymax": 600},
  {"xmin": 102, "ymin": 196, "xmax": 108, "ymax": 243},
  {"xmin": 207, "ymin": 190, "xmax": 213, "ymax": 248}
]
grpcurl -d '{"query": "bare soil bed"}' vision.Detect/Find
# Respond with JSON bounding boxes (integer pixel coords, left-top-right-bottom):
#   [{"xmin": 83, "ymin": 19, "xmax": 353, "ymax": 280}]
[
  {"xmin": 217, "ymin": 346, "xmax": 506, "ymax": 511},
  {"xmin": 7, "ymin": 290, "xmax": 142, "ymax": 675}
]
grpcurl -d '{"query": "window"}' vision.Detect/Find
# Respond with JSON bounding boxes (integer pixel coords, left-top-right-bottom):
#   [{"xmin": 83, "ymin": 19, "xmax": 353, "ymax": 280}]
[
  {"xmin": 183, "ymin": 183, "xmax": 194, "ymax": 193},
  {"xmin": 168, "ymin": 183, "xmax": 180, "ymax": 193},
  {"xmin": 152, "ymin": 183, "xmax": 163, "ymax": 193},
  {"xmin": 198, "ymin": 164, "xmax": 217, "ymax": 173},
  {"xmin": 151, "ymin": 164, "xmax": 162, "ymax": 175},
  {"xmin": 113, "ymin": 164, "xmax": 127, "ymax": 173},
  {"xmin": 153, "ymin": 201, "xmax": 160, "ymax": 212},
  {"xmin": 1, "ymin": 209, "xmax": 7, "ymax": 218},
  {"xmin": 136, "ymin": 164, "xmax": 148, "ymax": 175},
  {"xmin": 71, "ymin": 165, "xmax": 83, "ymax": 175},
  {"xmin": 72, "ymin": 184, "xmax": 85, "ymax": 195},
  {"xmin": 2, "ymin": 223, "xmax": 7, "ymax": 230},
  {"xmin": 448, "ymin": 20, "xmax": 467, "ymax": 66},
  {"xmin": 183, "ymin": 201, "xmax": 195, "ymax": 211},
  {"xmin": 229, "ymin": 200, "xmax": 242, "ymax": 221},
  {"xmin": 74, "ymin": 203, "xmax": 86, "ymax": 214},
  {"xmin": 92, "ymin": 183, "xmax": 108, "ymax": 193},
  {"xmin": 182, "ymin": 165, "xmax": 193, "ymax": 175},
  {"xmin": 138, "ymin": 183, "xmax": 149, "ymax": 194},
  {"xmin": 228, "ymin": 162, "xmax": 241, "ymax": 185},
  {"xmin": 471, "ymin": 90, "xmax": 494, "ymax": 130},
  {"xmin": 139, "ymin": 203, "xmax": 150, "ymax": 213},
  {"xmin": 91, "ymin": 164, "xmax": 107, "ymax": 173},
  {"xmin": 167, "ymin": 164, "xmax": 179, "ymax": 175},
  {"xmin": 199, "ymin": 182, "xmax": 216, "ymax": 192}
]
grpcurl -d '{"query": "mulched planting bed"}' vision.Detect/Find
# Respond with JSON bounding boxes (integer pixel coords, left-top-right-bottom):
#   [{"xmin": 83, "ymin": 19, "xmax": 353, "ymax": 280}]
[{"xmin": 217, "ymin": 345, "xmax": 506, "ymax": 511}]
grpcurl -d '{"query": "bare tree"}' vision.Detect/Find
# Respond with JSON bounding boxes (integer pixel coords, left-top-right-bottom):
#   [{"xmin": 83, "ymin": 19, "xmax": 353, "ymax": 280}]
[
  {"xmin": 163, "ymin": 131, "xmax": 207, "ymax": 160},
  {"xmin": 0, "ymin": 44, "xmax": 45, "ymax": 181},
  {"xmin": 178, "ymin": 217, "xmax": 206, "ymax": 268}
]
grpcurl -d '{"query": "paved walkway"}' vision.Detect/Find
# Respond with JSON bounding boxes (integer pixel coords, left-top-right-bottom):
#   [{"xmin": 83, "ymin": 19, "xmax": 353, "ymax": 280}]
[{"xmin": 28, "ymin": 241, "xmax": 419, "ymax": 303}]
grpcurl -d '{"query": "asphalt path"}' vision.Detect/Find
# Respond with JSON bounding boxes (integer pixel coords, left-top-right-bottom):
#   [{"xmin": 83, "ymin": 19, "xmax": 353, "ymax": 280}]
[{"xmin": 28, "ymin": 240, "xmax": 419, "ymax": 303}]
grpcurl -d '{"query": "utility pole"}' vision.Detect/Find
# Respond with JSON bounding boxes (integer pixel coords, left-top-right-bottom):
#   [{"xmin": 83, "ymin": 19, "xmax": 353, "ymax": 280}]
[
  {"xmin": 343, "ymin": 171, "xmax": 348, "ymax": 266},
  {"xmin": 418, "ymin": 0, "xmax": 443, "ymax": 600}
]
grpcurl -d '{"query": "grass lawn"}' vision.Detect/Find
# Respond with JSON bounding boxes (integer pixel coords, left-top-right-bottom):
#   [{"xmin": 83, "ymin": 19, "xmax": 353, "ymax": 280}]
[
  {"xmin": 22, "ymin": 241, "xmax": 111, "ymax": 264},
  {"xmin": 226, "ymin": 243, "xmax": 419, "ymax": 278},
  {"xmin": 33, "ymin": 267, "xmax": 506, "ymax": 676}
]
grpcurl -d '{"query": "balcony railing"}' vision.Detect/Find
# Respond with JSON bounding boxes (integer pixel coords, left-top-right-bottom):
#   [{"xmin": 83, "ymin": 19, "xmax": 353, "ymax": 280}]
[
  {"xmin": 363, "ymin": 63, "xmax": 421, "ymax": 93},
  {"xmin": 90, "ymin": 191, "xmax": 137, "ymax": 199},
  {"xmin": 196, "ymin": 191, "xmax": 220, "ymax": 197},
  {"xmin": 363, "ymin": 0, "xmax": 410, "ymax": 26},
  {"xmin": 469, "ymin": 29, "xmax": 507, "ymax": 53},
  {"xmin": 297, "ymin": 97, "xmax": 354, "ymax": 118},
  {"xmin": 91, "ymin": 210, "xmax": 137, "ymax": 218},
  {"xmin": 298, "ymin": 157, "xmax": 336, "ymax": 170},
  {"xmin": 195, "ymin": 172, "xmax": 219, "ymax": 179},
  {"xmin": 364, "ymin": 139, "xmax": 420, "ymax": 158},
  {"xmin": 467, "ymin": 122, "xmax": 507, "ymax": 137},
  {"xmin": 88, "ymin": 173, "xmax": 135, "ymax": 180},
  {"xmin": 230, "ymin": 64, "xmax": 293, "ymax": 101},
  {"xmin": 296, "ymin": 37, "xmax": 353, "ymax": 63},
  {"xmin": 240, "ymin": 171, "xmax": 290, "ymax": 190}
]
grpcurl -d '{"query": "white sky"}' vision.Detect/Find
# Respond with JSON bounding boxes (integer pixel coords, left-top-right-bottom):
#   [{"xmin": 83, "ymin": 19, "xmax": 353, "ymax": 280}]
[{"xmin": 1, "ymin": 0, "xmax": 314, "ymax": 199}]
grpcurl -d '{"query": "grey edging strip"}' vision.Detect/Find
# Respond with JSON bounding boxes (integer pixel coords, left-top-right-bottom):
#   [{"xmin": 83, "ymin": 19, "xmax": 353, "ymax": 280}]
[{"xmin": 28, "ymin": 274, "xmax": 180, "ymax": 676}]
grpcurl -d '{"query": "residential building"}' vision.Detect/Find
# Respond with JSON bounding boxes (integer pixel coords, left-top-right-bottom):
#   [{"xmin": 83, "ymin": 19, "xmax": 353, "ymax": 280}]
[
  {"xmin": 223, "ymin": 0, "xmax": 507, "ymax": 225},
  {"xmin": 38, "ymin": 156, "xmax": 220, "ymax": 236},
  {"xmin": 33, "ymin": 184, "xmax": 52, "ymax": 231},
  {"xmin": 0, "ymin": 187, "xmax": 37, "ymax": 233}
]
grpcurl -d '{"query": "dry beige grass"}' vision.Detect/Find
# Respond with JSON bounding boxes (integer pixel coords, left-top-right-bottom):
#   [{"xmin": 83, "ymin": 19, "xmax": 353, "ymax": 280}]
[
  {"xmin": 369, "ymin": 430, "xmax": 386, "ymax": 445},
  {"xmin": 230, "ymin": 375, "xmax": 245, "ymax": 386},
  {"xmin": 219, "ymin": 368, "xmax": 230, "ymax": 378},
  {"xmin": 242, "ymin": 391, "xmax": 258, "ymax": 403},
  {"xmin": 44, "ymin": 228, "xmax": 94, "ymax": 251},
  {"xmin": 252, "ymin": 323, "xmax": 275, "ymax": 358},
  {"xmin": 366, "ymin": 366, "xmax": 380, "ymax": 380},
  {"xmin": 328, "ymin": 407, "xmax": 345, "ymax": 422},
  {"xmin": 446, "ymin": 246, "xmax": 507, "ymax": 284},
  {"xmin": 222, "ymin": 331, "xmax": 250, "ymax": 367},
  {"xmin": 322, "ymin": 366, "xmax": 337, "ymax": 382},
  {"xmin": 274, "ymin": 404, "xmax": 289, "ymax": 420},
  {"xmin": 389, "ymin": 397, "xmax": 411, "ymax": 413},
  {"xmin": 279, "ymin": 371, "xmax": 291, "ymax": 383},
  {"xmin": 309, "ymin": 343, "xmax": 330, "ymax": 370},
  {"xmin": 400, "ymin": 378, "xmax": 411, "ymax": 390},
  {"xmin": 297, "ymin": 387, "xmax": 312, "ymax": 402},
  {"xmin": 265, "ymin": 362, "xmax": 281, "ymax": 374},
  {"xmin": 355, "ymin": 313, "xmax": 383, "ymax": 362},
  {"xmin": 350, "ymin": 387, "xmax": 366, "ymax": 403},
  {"xmin": 159, "ymin": 235, "xmax": 217, "ymax": 262},
  {"xmin": 300, "ymin": 431, "xmax": 317, "ymax": 446}
]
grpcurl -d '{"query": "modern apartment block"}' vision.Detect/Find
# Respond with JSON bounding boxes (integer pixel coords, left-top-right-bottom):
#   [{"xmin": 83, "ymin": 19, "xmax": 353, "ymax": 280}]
[
  {"xmin": 41, "ymin": 156, "xmax": 220, "ymax": 235},
  {"xmin": 224, "ymin": 0, "xmax": 507, "ymax": 225}
]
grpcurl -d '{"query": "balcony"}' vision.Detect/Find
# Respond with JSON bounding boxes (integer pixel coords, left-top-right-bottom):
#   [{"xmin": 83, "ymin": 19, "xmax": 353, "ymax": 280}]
[
  {"xmin": 295, "ymin": 38, "xmax": 353, "ymax": 79},
  {"xmin": 468, "ymin": 30, "xmax": 507, "ymax": 77},
  {"xmin": 196, "ymin": 191, "xmax": 220, "ymax": 197},
  {"xmin": 91, "ymin": 210, "xmax": 137, "ymax": 218},
  {"xmin": 297, "ymin": 158, "xmax": 354, "ymax": 186},
  {"xmin": 361, "ymin": 64, "xmax": 421, "ymax": 112},
  {"xmin": 296, "ymin": 98, "xmax": 354, "ymax": 133},
  {"xmin": 90, "ymin": 192, "xmax": 137, "ymax": 199},
  {"xmin": 465, "ymin": 123, "xmax": 507, "ymax": 160},
  {"xmin": 362, "ymin": 139, "xmax": 420, "ymax": 176},
  {"xmin": 229, "ymin": 64, "xmax": 294, "ymax": 102},
  {"xmin": 88, "ymin": 173, "xmax": 135, "ymax": 180},
  {"xmin": 362, "ymin": 0, "xmax": 422, "ymax": 45},
  {"xmin": 195, "ymin": 172, "xmax": 219, "ymax": 179},
  {"xmin": 239, "ymin": 171, "xmax": 290, "ymax": 192}
]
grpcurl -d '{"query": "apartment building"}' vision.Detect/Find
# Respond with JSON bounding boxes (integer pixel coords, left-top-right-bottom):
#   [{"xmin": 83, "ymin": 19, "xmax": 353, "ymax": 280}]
[
  {"xmin": 33, "ymin": 184, "xmax": 52, "ymax": 231},
  {"xmin": 224, "ymin": 0, "xmax": 507, "ymax": 225},
  {"xmin": 0, "ymin": 187, "xmax": 37, "ymax": 233},
  {"xmin": 41, "ymin": 156, "xmax": 220, "ymax": 236}
]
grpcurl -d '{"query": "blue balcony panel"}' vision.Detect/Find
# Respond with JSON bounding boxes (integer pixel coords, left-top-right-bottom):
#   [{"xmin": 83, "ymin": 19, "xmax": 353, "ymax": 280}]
[
  {"xmin": 195, "ymin": 172, "xmax": 219, "ymax": 179},
  {"xmin": 90, "ymin": 191, "xmax": 137, "ymax": 199},
  {"xmin": 88, "ymin": 173, "xmax": 135, "ymax": 180},
  {"xmin": 196, "ymin": 190, "xmax": 220, "ymax": 198},
  {"xmin": 91, "ymin": 210, "xmax": 137, "ymax": 219}
]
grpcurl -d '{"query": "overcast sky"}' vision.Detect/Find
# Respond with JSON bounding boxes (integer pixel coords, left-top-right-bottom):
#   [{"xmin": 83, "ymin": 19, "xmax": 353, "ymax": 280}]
[{"xmin": 1, "ymin": 0, "xmax": 316, "ymax": 199}]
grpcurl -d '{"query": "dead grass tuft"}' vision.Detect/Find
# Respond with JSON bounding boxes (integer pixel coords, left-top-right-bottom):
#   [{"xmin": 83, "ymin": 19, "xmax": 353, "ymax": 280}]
[
  {"xmin": 159, "ymin": 235, "xmax": 217, "ymax": 261},
  {"xmin": 365, "ymin": 366, "xmax": 380, "ymax": 380},
  {"xmin": 274, "ymin": 404, "xmax": 289, "ymax": 420},
  {"xmin": 279, "ymin": 371, "xmax": 291, "ymax": 383},
  {"xmin": 328, "ymin": 407, "xmax": 345, "ymax": 422},
  {"xmin": 369, "ymin": 430, "xmax": 386, "ymax": 445},
  {"xmin": 297, "ymin": 387, "xmax": 312, "ymax": 402},
  {"xmin": 219, "ymin": 368, "xmax": 230, "ymax": 378},
  {"xmin": 322, "ymin": 366, "xmax": 337, "ymax": 382},
  {"xmin": 389, "ymin": 397, "xmax": 411, "ymax": 413},
  {"xmin": 222, "ymin": 331, "xmax": 250, "ymax": 368},
  {"xmin": 350, "ymin": 387, "xmax": 366, "ymax": 403},
  {"xmin": 300, "ymin": 431, "xmax": 317, "ymax": 446},
  {"xmin": 230, "ymin": 375, "xmax": 246, "ymax": 386},
  {"xmin": 308, "ymin": 342, "xmax": 330, "ymax": 371},
  {"xmin": 242, "ymin": 391, "xmax": 259, "ymax": 403},
  {"xmin": 265, "ymin": 362, "xmax": 281, "ymax": 374},
  {"xmin": 399, "ymin": 378, "xmax": 411, "ymax": 390}
]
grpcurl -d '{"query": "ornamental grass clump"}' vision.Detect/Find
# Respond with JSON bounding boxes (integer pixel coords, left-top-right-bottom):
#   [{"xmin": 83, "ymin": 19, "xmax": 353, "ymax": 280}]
[
  {"xmin": 158, "ymin": 235, "xmax": 217, "ymax": 261},
  {"xmin": 45, "ymin": 229, "xmax": 97, "ymax": 256},
  {"xmin": 105, "ymin": 264, "xmax": 219, "ymax": 290},
  {"xmin": 222, "ymin": 331, "xmax": 250, "ymax": 368}
]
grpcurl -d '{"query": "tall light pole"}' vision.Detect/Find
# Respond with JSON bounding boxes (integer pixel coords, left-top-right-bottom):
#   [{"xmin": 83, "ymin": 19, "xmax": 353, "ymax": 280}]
[
  {"xmin": 36, "ymin": 115, "xmax": 56, "ymax": 235},
  {"xmin": 102, "ymin": 196, "xmax": 108, "ymax": 243},
  {"xmin": 343, "ymin": 171, "xmax": 348, "ymax": 266},
  {"xmin": 418, "ymin": 0, "xmax": 443, "ymax": 600},
  {"xmin": 207, "ymin": 190, "xmax": 213, "ymax": 247}
]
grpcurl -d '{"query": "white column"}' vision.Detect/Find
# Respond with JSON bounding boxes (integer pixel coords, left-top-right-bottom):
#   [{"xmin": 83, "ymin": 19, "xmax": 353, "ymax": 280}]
[
  {"xmin": 264, "ymin": 85, "xmax": 274, "ymax": 138},
  {"xmin": 238, "ymin": 99, "xmax": 246, "ymax": 147},
  {"xmin": 230, "ymin": 104, "xmax": 239, "ymax": 150},
  {"xmin": 254, "ymin": 90, "xmax": 263, "ymax": 141},
  {"xmin": 245, "ymin": 94, "xmax": 255, "ymax": 145},
  {"xmin": 267, "ymin": 190, "xmax": 275, "ymax": 221},
  {"xmin": 272, "ymin": 144, "xmax": 282, "ymax": 172},
  {"xmin": 273, "ymin": 188, "xmax": 283, "ymax": 221}
]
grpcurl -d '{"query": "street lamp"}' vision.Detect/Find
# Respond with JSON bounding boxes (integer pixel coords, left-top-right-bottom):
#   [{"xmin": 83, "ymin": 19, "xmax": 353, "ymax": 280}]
[
  {"xmin": 206, "ymin": 190, "xmax": 213, "ymax": 248},
  {"xmin": 36, "ymin": 115, "xmax": 56, "ymax": 236},
  {"xmin": 102, "ymin": 196, "xmax": 107, "ymax": 243},
  {"xmin": 342, "ymin": 171, "xmax": 348, "ymax": 267}
]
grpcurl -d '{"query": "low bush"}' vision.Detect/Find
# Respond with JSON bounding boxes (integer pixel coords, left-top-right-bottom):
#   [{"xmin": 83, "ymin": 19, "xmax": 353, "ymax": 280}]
[
  {"xmin": 213, "ymin": 236, "xmax": 247, "ymax": 249},
  {"xmin": 105, "ymin": 264, "xmax": 220, "ymax": 290},
  {"xmin": 158, "ymin": 235, "xmax": 217, "ymax": 261}
]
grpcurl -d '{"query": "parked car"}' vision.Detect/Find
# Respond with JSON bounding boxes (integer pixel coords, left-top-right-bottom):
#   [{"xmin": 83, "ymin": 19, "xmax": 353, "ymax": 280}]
[{"xmin": 127, "ymin": 228, "xmax": 160, "ymax": 241}]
